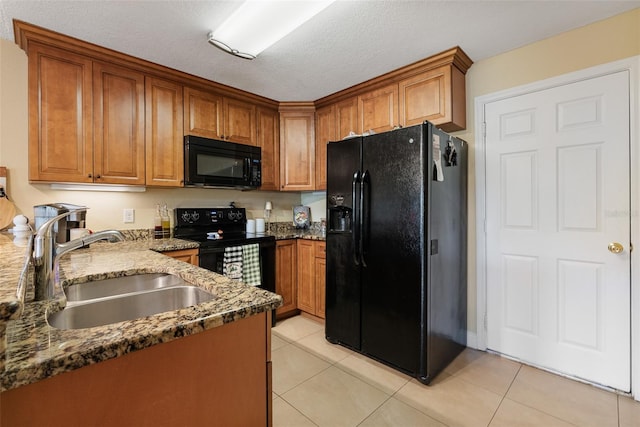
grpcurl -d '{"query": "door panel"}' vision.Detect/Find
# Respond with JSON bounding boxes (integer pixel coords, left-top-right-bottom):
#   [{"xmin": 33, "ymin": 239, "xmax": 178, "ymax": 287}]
[
  {"xmin": 360, "ymin": 126, "xmax": 424, "ymax": 373},
  {"xmin": 485, "ymin": 71, "xmax": 630, "ymax": 391}
]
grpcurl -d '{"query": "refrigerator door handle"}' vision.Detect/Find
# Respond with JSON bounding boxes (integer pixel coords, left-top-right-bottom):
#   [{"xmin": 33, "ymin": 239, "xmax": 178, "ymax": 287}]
[
  {"xmin": 352, "ymin": 170, "xmax": 361, "ymax": 266},
  {"xmin": 360, "ymin": 169, "xmax": 369, "ymax": 267}
]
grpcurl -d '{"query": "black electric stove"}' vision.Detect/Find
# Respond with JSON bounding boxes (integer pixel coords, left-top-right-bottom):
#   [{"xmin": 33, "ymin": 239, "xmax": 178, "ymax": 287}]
[{"xmin": 174, "ymin": 207, "xmax": 276, "ymax": 296}]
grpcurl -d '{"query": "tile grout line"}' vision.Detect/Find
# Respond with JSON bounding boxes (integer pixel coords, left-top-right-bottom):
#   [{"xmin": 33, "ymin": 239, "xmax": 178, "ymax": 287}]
[{"xmin": 485, "ymin": 364, "xmax": 523, "ymax": 426}]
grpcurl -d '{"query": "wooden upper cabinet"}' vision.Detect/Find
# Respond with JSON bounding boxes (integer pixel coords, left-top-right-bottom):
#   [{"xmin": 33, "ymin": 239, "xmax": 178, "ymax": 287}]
[
  {"xmin": 28, "ymin": 43, "xmax": 93, "ymax": 183},
  {"xmin": 314, "ymin": 104, "xmax": 335, "ymax": 191},
  {"xmin": 183, "ymin": 87, "xmax": 223, "ymax": 140},
  {"xmin": 145, "ymin": 77, "xmax": 184, "ymax": 187},
  {"xmin": 335, "ymin": 97, "xmax": 359, "ymax": 139},
  {"xmin": 279, "ymin": 105, "xmax": 315, "ymax": 191},
  {"xmin": 358, "ymin": 84, "xmax": 399, "ymax": 134},
  {"xmin": 257, "ymin": 107, "xmax": 280, "ymax": 191},
  {"xmin": 28, "ymin": 43, "xmax": 145, "ymax": 185},
  {"xmin": 399, "ymin": 65, "xmax": 467, "ymax": 131},
  {"xmin": 93, "ymin": 62, "xmax": 145, "ymax": 185},
  {"xmin": 224, "ymin": 97, "xmax": 257, "ymax": 146},
  {"xmin": 184, "ymin": 87, "xmax": 257, "ymax": 146}
]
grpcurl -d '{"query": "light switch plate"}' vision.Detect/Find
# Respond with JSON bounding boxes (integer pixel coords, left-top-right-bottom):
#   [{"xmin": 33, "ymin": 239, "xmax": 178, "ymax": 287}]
[{"xmin": 123, "ymin": 208, "xmax": 135, "ymax": 223}]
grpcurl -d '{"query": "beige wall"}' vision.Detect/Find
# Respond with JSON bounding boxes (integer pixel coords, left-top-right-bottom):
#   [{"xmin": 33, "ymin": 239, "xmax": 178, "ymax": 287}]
[
  {"xmin": 453, "ymin": 8, "xmax": 640, "ymax": 336},
  {"xmin": 1, "ymin": 9, "xmax": 639, "ymax": 334}
]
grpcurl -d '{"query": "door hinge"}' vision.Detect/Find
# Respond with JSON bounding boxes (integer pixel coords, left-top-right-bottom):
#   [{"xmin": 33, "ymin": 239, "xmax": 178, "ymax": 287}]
[
  {"xmin": 630, "ymin": 242, "xmax": 634, "ymax": 252},
  {"xmin": 482, "ymin": 122, "xmax": 487, "ymax": 138}
]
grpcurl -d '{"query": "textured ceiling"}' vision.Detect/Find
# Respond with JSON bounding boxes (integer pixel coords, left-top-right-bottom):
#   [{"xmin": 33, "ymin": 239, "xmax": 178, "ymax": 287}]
[{"xmin": 1, "ymin": 0, "xmax": 639, "ymax": 102}]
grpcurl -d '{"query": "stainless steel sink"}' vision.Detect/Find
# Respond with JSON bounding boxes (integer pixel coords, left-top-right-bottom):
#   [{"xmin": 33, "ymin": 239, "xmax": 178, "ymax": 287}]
[
  {"xmin": 48, "ymin": 273, "xmax": 216, "ymax": 330},
  {"xmin": 65, "ymin": 273, "xmax": 187, "ymax": 302}
]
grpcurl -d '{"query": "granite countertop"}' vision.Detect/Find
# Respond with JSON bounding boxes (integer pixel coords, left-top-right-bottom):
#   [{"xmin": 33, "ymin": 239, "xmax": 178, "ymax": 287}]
[
  {"xmin": 270, "ymin": 229, "xmax": 326, "ymax": 241},
  {"xmin": 0, "ymin": 233, "xmax": 282, "ymax": 392}
]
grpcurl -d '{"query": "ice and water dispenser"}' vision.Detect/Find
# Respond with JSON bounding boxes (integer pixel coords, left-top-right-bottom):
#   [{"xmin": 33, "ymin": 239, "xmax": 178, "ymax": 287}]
[{"xmin": 327, "ymin": 194, "xmax": 352, "ymax": 232}]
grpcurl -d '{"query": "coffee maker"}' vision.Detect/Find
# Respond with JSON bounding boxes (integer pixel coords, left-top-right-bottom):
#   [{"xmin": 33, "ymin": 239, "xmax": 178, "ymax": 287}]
[{"xmin": 34, "ymin": 203, "xmax": 87, "ymax": 244}]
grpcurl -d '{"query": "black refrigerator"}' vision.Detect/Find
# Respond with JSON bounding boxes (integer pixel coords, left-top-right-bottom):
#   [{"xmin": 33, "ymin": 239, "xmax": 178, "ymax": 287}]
[{"xmin": 325, "ymin": 122, "xmax": 467, "ymax": 384}]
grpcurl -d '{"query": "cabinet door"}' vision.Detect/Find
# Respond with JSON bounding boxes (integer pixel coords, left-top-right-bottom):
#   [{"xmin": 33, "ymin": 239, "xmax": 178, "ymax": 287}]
[
  {"xmin": 224, "ymin": 97, "xmax": 257, "ymax": 145},
  {"xmin": 183, "ymin": 87, "xmax": 224, "ymax": 139},
  {"xmin": 257, "ymin": 107, "xmax": 280, "ymax": 191},
  {"xmin": 145, "ymin": 77, "xmax": 184, "ymax": 187},
  {"xmin": 28, "ymin": 43, "xmax": 93, "ymax": 183},
  {"xmin": 358, "ymin": 84, "xmax": 398, "ymax": 134},
  {"xmin": 399, "ymin": 65, "xmax": 467, "ymax": 132},
  {"xmin": 314, "ymin": 105, "xmax": 335, "ymax": 191},
  {"xmin": 336, "ymin": 97, "xmax": 359, "ymax": 139},
  {"xmin": 279, "ymin": 110, "xmax": 315, "ymax": 191},
  {"xmin": 163, "ymin": 248, "xmax": 199, "ymax": 266},
  {"xmin": 93, "ymin": 62, "xmax": 145, "ymax": 185},
  {"xmin": 276, "ymin": 240, "xmax": 298, "ymax": 317},
  {"xmin": 296, "ymin": 240, "xmax": 315, "ymax": 314}
]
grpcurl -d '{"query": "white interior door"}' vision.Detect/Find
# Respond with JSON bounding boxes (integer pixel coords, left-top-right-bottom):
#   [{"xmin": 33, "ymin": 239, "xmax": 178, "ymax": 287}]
[{"xmin": 485, "ymin": 71, "xmax": 631, "ymax": 391}]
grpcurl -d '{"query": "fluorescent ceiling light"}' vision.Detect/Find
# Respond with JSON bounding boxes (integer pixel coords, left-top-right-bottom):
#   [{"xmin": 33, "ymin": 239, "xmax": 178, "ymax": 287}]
[
  {"xmin": 209, "ymin": 0, "xmax": 335, "ymax": 59},
  {"xmin": 50, "ymin": 184, "xmax": 146, "ymax": 193}
]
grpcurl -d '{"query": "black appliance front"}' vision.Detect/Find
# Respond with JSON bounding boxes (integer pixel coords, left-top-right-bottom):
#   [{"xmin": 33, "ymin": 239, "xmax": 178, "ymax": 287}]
[
  {"xmin": 325, "ymin": 122, "xmax": 467, "ymax": 384},
  {"xmin": 325, "ymin": 138, "xmax": 362, "ymax": 350},
  {"xmin": 198, "ymin": 238, "xmax": 276, "ymax": 295},
  {"xmin": 359, "ymin": 125, "xmax": 426, "ymax": 376},
  {"xmin": 184, "ymin": 135, "xmax": 261, "ymax": 189}
]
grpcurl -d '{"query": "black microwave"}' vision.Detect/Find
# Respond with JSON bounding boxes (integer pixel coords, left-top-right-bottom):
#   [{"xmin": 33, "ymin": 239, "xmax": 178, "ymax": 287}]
[{"xmin": 184, "ymin": 135, "xmax": 261, "ymax": 189}]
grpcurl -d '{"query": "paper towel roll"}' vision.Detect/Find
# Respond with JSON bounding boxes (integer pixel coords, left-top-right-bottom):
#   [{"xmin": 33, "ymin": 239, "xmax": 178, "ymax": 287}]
[
  {"xmin": 246, "ymin": 219, "xmax": 256, "ymax": 233},
  {"xmin": 256, "ymin": 218, "xmax": 265, "ymax": 233}
]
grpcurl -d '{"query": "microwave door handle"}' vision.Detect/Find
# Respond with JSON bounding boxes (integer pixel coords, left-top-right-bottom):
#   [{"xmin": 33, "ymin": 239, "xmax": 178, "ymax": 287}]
[{"xmin": 244, "ymin": 158, "xmax": 250, "ymax": 180}]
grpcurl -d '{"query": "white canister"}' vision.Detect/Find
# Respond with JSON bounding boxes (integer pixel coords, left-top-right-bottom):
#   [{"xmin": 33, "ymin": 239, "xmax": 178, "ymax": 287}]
[
  {"xmin": 246, "ymin": 219, "xmax": 256, "ymax": 233},
  {"xmin": 256, "ymin": 218, "xmax": 265, "ymax": 233}
]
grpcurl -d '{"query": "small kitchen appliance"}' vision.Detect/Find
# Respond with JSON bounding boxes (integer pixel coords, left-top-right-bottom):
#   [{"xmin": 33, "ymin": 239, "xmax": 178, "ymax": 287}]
[
  {"xmin": 183, "ymin": 136, "xmax": 262, "ymax": 189},
  {"xmin": 34, "ymin": 203, "xmax": 87, "ymax": 244}
]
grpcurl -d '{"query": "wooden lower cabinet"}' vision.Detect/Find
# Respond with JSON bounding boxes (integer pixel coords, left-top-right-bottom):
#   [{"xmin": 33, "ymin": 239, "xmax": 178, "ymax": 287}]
[
  {"xmin": 297, "ymin": 240, "xmax": 326, "ymax": 319},
  {"xmin": 276, "ymin": 239, "xmax": 298, "ymax": 318},
  {"xmin": 1, "ymin": 312, "xmax": 272, "ymax": 427},
  {"xmin": 163, "ymin": 248, "xmax": 199, "ymax": 266}
]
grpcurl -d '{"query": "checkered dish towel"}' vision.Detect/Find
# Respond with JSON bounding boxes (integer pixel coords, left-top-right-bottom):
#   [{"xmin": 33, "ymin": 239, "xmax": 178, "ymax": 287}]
[
  {"xmin": 223, "ymin": 245, "xmax": 243, "ymax": 280},
  {"xmin": 242, "ymin": 244, "xmax": 262, "ymax": 287}
]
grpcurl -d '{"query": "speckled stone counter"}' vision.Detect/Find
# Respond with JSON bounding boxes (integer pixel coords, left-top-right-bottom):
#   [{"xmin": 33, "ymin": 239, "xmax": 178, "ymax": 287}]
[
  {"xmin": 0, "ymin": 233, "xmax": 282, "ymax": 392},
  {"xmin": 267, "ymin": 222, "xmax": 326, "ymax": 241}
]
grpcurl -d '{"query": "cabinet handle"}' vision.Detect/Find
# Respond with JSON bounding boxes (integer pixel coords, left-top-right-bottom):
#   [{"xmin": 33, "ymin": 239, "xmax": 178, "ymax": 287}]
[
  {"xmin": 88, "ymin": 174, "xmax": 92, "ymax": 178},
  {"xmin": 96, "ymin": 175, "xmax": 101, "ymax": 179}
]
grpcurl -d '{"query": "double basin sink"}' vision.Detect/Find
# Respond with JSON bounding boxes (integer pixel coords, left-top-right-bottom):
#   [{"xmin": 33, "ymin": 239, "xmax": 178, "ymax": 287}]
[{"xmin": 47, "ymin": 273, "xmax": 216, "ymax": 330}]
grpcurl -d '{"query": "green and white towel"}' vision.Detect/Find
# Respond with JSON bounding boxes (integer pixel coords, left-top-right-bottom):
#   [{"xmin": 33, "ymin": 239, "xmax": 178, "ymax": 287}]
[
  {"xmin": 223, "ymin": 245, "xmax": 243, "ymax": 280},
  {"xmin": 242, "ymin": 244, "xmax": 261, "ymax": 287}
]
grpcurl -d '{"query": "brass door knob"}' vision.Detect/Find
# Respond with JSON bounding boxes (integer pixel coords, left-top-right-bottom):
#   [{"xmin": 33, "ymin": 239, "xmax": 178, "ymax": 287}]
[{"xmin": 608, "ymin": 242, "xmax": 624, "ymax": 254}]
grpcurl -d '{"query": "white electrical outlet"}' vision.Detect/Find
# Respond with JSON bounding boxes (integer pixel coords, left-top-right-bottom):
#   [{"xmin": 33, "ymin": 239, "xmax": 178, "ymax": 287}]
[{"xmin": 123, "ymin": 208, "xmax": 135, "ymax": 223}]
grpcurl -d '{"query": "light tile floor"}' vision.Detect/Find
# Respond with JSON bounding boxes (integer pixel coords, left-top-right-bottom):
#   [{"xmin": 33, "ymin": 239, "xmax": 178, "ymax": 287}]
[{"xmin": 272, "ymin": 315, "xmax": 640, "ymax": 427}]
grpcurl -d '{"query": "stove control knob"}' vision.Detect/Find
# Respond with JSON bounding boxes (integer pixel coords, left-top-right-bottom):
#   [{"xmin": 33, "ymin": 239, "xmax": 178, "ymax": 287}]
[
  {"xmin": 228, "ymin": 211, "xmax": 237, "ymax": 220},
  {"xmin": 192, "ymin": 212, "xmax": 200, "ymax": 221},
  {"xmin": 236, "ymin": 211, "xmax": 244, "ymax": 220},
  {"xmin": 181, "ymin": 212, "xmax": 192, "ymax": 223}
]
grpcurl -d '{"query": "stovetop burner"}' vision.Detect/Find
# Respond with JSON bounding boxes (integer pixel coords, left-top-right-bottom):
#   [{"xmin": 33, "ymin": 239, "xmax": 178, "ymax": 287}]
[{"xmin": 174, "ymin": 207, "xmax": 274, "ymax": 247}]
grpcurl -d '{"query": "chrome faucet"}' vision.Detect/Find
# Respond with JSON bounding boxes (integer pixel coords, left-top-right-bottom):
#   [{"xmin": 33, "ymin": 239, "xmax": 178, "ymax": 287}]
[{"xmin": 32, "ymin": 209, "xmax": 125, "ymax": 301}]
